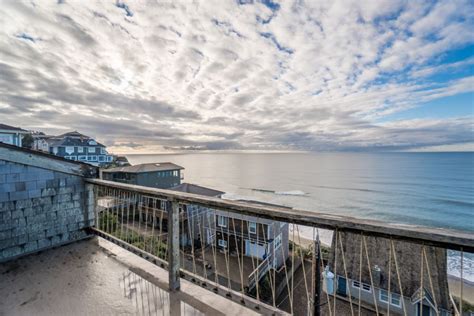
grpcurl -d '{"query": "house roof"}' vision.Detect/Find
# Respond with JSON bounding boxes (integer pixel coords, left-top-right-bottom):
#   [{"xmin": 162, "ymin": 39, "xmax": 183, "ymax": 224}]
[
  {"xmin": 48, "ymin": 136, "xmax": 105, "ymax": 148},
  {"xmin": 102, "ymin": 162, "xmax": 184, "ymax": 173},
  {"xmin": 56, "ymin": 131, "xmax": 89, "ymax": 138},
  {"xmin": 0, "ymin": 142, "xmax": 98, "ymax": 177},
  {"xmin": 171, "ymin": 183, "xmax": 224, "ymax": 197},
  {"xmin": 329, "ymin": 231, "xmax": 450, "ymax": 309},
  {"xmin": 0, "ymin": 123, "xmax": 28, "ymax": 133}
]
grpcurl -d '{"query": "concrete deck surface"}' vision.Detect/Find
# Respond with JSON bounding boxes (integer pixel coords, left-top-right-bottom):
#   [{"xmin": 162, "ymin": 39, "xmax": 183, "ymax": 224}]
[{"xmin": 0, "ymin": 237, "xmax": 260, "ymax": 316}]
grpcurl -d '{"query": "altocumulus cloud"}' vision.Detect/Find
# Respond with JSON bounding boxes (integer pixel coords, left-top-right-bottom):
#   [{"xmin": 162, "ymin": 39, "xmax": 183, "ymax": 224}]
[{"xmin": 0, "ymin": 0, "xmax": 473, "ymax": 152}]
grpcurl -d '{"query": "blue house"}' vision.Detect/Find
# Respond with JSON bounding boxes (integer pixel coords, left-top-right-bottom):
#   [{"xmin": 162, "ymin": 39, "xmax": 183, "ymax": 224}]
[
  {"xmin": 48, "ymin": 131, "xmax": 113, "ymax": 166},
  {"xmin": 0, "ymin": 123, "xmax": 28, "ymax": 147}
]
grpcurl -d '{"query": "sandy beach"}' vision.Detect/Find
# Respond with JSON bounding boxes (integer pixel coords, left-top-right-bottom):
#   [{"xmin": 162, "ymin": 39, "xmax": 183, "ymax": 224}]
[{"xmin": 288, "ymin": 226, "xmax": 333, "ymax": 248}]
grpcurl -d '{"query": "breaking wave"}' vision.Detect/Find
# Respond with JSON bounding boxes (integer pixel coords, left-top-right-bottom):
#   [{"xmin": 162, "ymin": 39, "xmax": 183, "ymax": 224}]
[{"xmin": 243, "ymin": 187, "xmax": 307, "ymax": 196}]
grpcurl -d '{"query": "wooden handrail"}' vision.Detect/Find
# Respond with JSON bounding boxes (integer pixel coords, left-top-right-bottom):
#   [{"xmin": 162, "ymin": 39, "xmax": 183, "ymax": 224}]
[{"xmin": 86, "ymin": 178, "xmax": 474, "ymax": 252}]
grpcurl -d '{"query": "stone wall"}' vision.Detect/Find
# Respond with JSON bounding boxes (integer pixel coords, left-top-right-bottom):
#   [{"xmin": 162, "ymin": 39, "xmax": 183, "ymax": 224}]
[{"xmin": 0, "ymin": 159, "xmax": 95, "ymax": 262}]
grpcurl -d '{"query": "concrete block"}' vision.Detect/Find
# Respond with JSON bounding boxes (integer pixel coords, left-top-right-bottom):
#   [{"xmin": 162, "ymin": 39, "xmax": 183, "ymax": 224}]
[
  {"xmin": 17, "ymin": 218, "xmax": 26, "ymax": 227},
  {"xmin": 67, "ymin": 222, "xmax": 79, "ymax": 231},
  {"xmin": 23, "ymin": 240, "xmax": 37, "ymax": 252},
  {"xmin": 11, "ymin": 210, "xmax": 22, "ymax": 219},
  {"xmin": 6, "ymin": 173, "xmax": 20, "ymax": 183},
  {"xmin": 12, "ymin": 227, "xmax": 27, "ymax": 236},
  {"xmin": 9, "ymin": 164, "xmax": 26, "ymax": 173},
  {"xmin": 28, "ymin": 189, "xmax": 42, "ymax": 199},
  {"xmin": 46, "ymin": 179, "xmax": 59, "ymax": 188},
  {"xmin": 2, "ymin": 246, "xmax": 22, "ymax": 258},
  {"xmin": 16, "ymin": 199, "xmax": 32, "ymax": 209},
  {"xmin": 37, "ymin": 238, "xmax": 51, "ymax": 249},
  {"xmin": 9, "ymin": 191, "xmax": 28, "ymax": 201},
  {"xmin": 0, "ymin": 229, "xmax": 11, "ymax": 240},
  {"xmin": 0, "ymin": 183, "xmax": 15, "ymax": 193},
  {"xmin": 36, "ymin": 180, "xmax": 47, "ymax": 189},
  {"xmin": 14, "ymin": 182, "xmax": 26, "ymax": 191},
  {"xmin": 28, "ymin": 231, "xmax": 45, "ymax": 241},
  {"xmin": 0, "ymin": 238, "xmax": 14, "ymax": 249},
  {"xmin": 41, "ymin": 187, "xmax": 57, "ymax": 197},
  {"xmin": 0, "ymin": 174, "xmax": 5, "ymax": 183},
  {"xmin": 23, "ymin": 207, "xmax": 35, "ymax": 217},
  {"xmin": 58, "ymin": 187, "xmax": 74, "ymax": 194},
  {"xmin": 17, "ymin": 234, "xmax": 27, "ymax": 245},
  {"xmin": 0, "ymin": 193, "xmax": 9, "ymax": 203},
  {"xmin": 0, "ymin": 164, "xmax": 10, "ymax": 174},
  {"xmin": 25, "ymin": 181, "xmax": 36, "ymax": 191}
]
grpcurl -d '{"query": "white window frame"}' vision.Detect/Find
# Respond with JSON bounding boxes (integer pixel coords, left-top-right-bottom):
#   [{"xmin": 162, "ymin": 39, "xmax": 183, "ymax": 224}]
[
  {"xmin": 362, "ymin": 283, "xmax": 371, "ymax": 292},
  {"xmin": 98, "ymin": 155, "xmax": 105, "ymax": 162},
  {"xmin": 353, "ymin": 281, "xmax": 371, "ymax": 293},
  {"xmin": 379, "ymin": 290, "xmax": 401, "ymax": 307},
  {"xmin": 390, "ymin": 292, "xmax": 401, "ymax": 307},
  {"xmin": 88, "ymin": 147, "xmax": 95, "ymax": 153},
  {"xmin": 77, "ymin": 146, "xmax": 84, "ymax": 153},
  {"xmin": 78, "ymin": 155, "xmax": 87, "ymax": 161},
  {"xmin": 218, "ymin": 239, "xmax": 227, "ymax": 248},
  {"xmin": 249, "ymin": 222, "xmax": 257, "ymax": 234},
  {"xmin": 217, "ymin": 215, "xmax": 228, "ymax": 228},
  {"xmin": 100, "ymin": 148, "xmax": 106, "ymax": 154},
  {"xmin": 274, "ymin": 233, "xmax": 282, "ymax": 250},
  {"xmin": 380, "ymin": 289, "xmax": 389, "ymax": 303}
]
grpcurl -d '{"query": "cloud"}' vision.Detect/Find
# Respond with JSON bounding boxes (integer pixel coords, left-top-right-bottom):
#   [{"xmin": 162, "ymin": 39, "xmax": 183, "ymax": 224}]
[{"xmin": 0, "ymin": 0, "xmax": 472, "ymax": 152}]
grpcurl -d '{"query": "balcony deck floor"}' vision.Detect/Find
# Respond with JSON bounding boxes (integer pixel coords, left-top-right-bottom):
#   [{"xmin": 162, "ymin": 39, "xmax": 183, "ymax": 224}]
[{"xmin": 0, "ymin": 237, "xmax": 260, "ymax": 316}]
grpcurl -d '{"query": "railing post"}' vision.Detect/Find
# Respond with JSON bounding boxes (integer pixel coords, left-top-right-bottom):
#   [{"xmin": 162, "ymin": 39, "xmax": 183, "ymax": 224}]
[
  {"xmin": 167, "ymin": 199, "xmax": 180, "ymax": 291},
  {"xmin": 312, "ymin": 232, "xmax": 321, "ymax": 316}
]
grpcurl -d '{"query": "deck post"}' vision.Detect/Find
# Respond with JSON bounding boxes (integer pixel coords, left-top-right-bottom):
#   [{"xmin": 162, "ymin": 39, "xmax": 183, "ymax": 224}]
[
  {"xmin": 168, "ymin": 199, "xmax": 181, "ymax": 291},
  {"xmin": 312, "ymin": 233, "xmax": 321, "ymax": 316}
]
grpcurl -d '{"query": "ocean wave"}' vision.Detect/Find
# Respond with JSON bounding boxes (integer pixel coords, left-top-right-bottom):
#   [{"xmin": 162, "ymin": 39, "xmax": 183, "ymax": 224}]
[
  {"xmin": 243, "ymin": 187, "xmax": 307, "ymax": 196},
  {"xmin": 447, "ymin": 251, "xmax": 474, "ymax": 283},
  {"xmin": 275, "ymin": 190, "xmax": 307, "ymax": 196}
]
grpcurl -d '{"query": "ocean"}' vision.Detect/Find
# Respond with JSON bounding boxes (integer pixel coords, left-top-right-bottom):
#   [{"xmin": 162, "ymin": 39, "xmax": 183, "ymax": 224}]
[{"xmin": 127, "ymin": 152, "xmax": 473, "ymax": 281}]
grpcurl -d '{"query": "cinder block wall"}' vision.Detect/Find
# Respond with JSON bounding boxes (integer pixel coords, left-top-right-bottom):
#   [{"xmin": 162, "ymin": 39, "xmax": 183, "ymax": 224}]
[{"xmin": 0, "ymin": 160, "xmax": 95, "ymax": 261}]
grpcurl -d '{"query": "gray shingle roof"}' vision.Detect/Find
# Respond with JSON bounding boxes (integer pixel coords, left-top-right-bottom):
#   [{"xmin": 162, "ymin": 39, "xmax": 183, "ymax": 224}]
[
  {"xmin": 0, "ymin": 123, "xmax": 28, "ymax": 132},
  {"xmin": 102, "ymin": 162, "xmax": 184, "ymax": 173},
  {"xmin": 170, "ymin": 183, "xmax": 224, "ymax": 197}
]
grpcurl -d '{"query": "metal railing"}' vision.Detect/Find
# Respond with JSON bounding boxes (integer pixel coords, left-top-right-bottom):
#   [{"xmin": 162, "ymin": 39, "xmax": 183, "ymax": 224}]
[{"xmin": 86, "ymin": 179, "xmax": 474, "ymax": 316}]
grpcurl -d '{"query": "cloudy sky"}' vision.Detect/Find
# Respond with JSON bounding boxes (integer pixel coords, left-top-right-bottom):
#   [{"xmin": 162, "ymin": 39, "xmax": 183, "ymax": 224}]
[{"xmin": 0, "ymin": 0, "xmax": 473, "ymax": 153}]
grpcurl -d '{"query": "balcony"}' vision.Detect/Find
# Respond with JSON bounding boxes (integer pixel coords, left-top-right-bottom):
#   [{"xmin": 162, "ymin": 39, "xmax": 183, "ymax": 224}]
[
  {"xmin": 1, "ymin": 142, "xmax": 473, "ymax": 315},
  {"xmin": 85, "ymin": 178, "xmax": 474, "ymax": 316}
]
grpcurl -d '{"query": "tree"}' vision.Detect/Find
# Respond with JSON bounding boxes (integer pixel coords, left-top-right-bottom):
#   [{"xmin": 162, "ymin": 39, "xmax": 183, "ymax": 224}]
[{"xmin": 22, "ymin": 133, "xmax": 34, "ymax": 149}]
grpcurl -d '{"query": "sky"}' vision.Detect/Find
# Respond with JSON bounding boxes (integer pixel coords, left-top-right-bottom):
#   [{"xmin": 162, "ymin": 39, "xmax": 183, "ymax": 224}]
[{"xmin": 0, "ymin": 0, "xmax": 473, "ymax": 153}]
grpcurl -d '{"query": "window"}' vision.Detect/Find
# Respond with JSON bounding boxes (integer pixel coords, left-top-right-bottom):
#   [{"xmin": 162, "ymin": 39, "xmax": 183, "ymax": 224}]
[
  {"xmin": 353, "ymin": 281, "xmax": 371, "ymax": 292},
  {"xmin": 107, "ymin": 156, "xmax": 113, "ymax": 162},
  {"xmin": 98, "ymin": 155, "xmax": 105, "ymax": 162},
  {"xmin": 362, "ymin": 283, "xmax": 371, "ymax": 292},
  {"xmin": 217, "ymin": 215, "xmax": 228, "ymax": 228},
  {"xmin": 274, "ymin": 234, "xmax": 282, "ymax": 250},
  {"xmin": 77, "ymin": 146, "xmax": 84, "ymax": 153},
  {"xmin": 380, "ymin": 290, "xmax": 401, "ymax": 307},
  {"xmin": 78, "ymin": 155, "xmax": 87, "ymax": 161},
  {"xmin": 88, "ymin": 147, "xmax": 95, "ymax": 153},
  {"xmin": 100, "ymin": 148, "xmax": 106, "ymax": 154},
  {"xmin": 218, "ymin": 239, "xmax": 227, "ymax": 248},
  {"xmin": 391, "ymin": 293, "xmax": 401, "ymax": 307},
  {"xmin": 249, "ymin": 222, "xmax": 257, "ymax": 234}
]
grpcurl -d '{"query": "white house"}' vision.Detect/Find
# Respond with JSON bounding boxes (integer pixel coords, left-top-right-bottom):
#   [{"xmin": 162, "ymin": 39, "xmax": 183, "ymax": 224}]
[{"xmin": 0, "ymin": 123, "xmax": 28, "ymax": 147}]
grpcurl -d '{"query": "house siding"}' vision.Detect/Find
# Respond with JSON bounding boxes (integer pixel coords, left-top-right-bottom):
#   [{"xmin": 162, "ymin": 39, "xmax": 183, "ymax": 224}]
[{"xmin": 0, "ymin": 160, "xmax": 95, "ymax": 262}]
